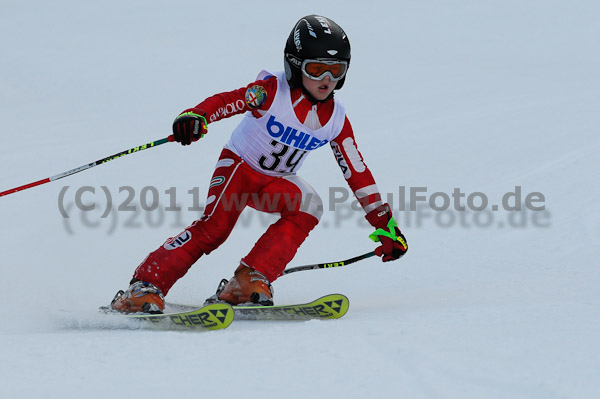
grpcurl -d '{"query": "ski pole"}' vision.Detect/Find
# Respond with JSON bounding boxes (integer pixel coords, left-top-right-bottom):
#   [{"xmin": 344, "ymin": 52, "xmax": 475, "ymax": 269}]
[
  {"xmin": 0, "ymin": 135, "xmax": 175, "ymax": 198},
  {"xmin": 282, "ymin": 250, "xmax": 377, "ymax": 276}
]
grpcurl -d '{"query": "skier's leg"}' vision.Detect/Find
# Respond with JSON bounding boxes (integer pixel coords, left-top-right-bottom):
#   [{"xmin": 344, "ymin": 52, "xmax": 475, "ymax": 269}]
[
  {"xmin": 217, "ymin": 175, "xmax": 322, "ymax": 305},
  {"xmin": 131, "ymin": 150, "xmax": 249, "ymax": 295},
  {"xmin": 242, "ymin": 174, "xmax": 323, "ymax": 282}
]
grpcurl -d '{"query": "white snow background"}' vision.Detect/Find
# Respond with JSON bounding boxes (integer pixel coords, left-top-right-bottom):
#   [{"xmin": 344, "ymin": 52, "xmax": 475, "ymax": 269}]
[{"xmin": 1, "ymin": 1, "xmax": 599, "ymax": 398}]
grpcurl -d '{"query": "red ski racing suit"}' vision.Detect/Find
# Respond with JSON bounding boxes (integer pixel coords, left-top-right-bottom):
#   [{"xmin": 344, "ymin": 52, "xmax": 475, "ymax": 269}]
[{"xmin": 133, "ymin": 71, "xmax": 386, "ymax": 295}]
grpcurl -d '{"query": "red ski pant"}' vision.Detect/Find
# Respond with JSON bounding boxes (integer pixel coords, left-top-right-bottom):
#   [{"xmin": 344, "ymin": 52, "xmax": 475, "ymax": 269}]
[{"xmin": 133, "ymin": 149, "xmax": 323, "ymax": 295}]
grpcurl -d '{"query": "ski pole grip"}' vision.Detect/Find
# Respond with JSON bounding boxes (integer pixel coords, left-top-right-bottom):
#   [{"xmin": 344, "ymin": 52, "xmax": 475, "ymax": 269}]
[{"xmin": 167, "ymin": 134, "xmax": 175, "ymax": 142}]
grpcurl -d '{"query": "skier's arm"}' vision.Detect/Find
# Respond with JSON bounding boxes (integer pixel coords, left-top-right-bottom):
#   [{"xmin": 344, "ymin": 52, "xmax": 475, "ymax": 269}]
[
  {"xmin": 172, "ymin": 75, "xmax": 277, "ymax": 145},
  {"xmin": 330, "ymin": 118, "xmax": 408, "ymax": 261},
  {"xmin": 330, "ymin": 117, "xmax": 383, "ymax": 214}
]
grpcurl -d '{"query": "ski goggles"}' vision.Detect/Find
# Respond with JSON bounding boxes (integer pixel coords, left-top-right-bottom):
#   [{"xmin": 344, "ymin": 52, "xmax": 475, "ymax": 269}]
[{"xmin": 301, "ymin": 59, "xmax": 348, "ymax": 81}]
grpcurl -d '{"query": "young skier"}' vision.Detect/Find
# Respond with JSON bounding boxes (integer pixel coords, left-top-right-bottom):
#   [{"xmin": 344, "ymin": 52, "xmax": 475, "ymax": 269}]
[{"xmin": 110, "ymin": 15, "xmax": 407, "ymax": 314}]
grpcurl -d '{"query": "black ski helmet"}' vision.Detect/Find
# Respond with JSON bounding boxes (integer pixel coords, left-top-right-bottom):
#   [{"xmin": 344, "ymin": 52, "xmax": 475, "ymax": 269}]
[{"xmin": 284, "ymin": 15, "xmax": 351, "ymax": 90}]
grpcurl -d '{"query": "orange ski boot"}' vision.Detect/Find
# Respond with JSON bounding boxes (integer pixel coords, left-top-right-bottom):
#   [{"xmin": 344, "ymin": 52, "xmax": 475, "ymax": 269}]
[
  {"xmin": 213, "ymin": 265, "xmax": 274, "ymax": 306},
  {"xmin": 111, "ymin": 280, "xmax": 165, "ymax": 314}
]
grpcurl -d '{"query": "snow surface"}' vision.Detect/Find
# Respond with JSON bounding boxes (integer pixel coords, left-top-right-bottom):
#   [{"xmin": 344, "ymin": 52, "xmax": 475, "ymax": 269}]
[{"xmin": 1, "ymin": 1, "xmax": 599, "ymax": 398}]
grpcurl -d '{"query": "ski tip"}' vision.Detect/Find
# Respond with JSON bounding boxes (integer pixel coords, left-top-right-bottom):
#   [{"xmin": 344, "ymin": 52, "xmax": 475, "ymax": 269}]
[
  {"xmin": 313, "ymin": 293, "xmax": 349, "ymax": 319},
  {"xmin": 201, "ymin": 303, "xmax": 235, "ymax": 330}
]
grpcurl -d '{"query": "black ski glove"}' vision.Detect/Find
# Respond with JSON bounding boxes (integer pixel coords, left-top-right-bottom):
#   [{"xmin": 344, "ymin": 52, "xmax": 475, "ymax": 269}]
[{"xmin": 172, "ymin": 111, "xmax": 208, "ymax": 146}]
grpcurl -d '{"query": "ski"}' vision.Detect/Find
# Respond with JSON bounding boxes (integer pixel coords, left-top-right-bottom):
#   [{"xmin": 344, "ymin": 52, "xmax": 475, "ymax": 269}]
[
  {"xmin": 167, "ymin": 293, "xmax": 349, "ymax": 321},
  {"xmin": 234, "ymin": 293, "xmax": 349, "ymax": 321},
  {"xmin": 99, "ymin": 303, "xmax": 234, "ymax": 331}
]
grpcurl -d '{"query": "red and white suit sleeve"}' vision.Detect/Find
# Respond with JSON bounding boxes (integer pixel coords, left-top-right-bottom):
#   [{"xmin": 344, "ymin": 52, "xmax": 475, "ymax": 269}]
[
  {"xmin": 179, "ymin": 75, "xmax": 278, "ymax": 125},
  {"xmin": 330, "ymin": 117, "xmax": 384, "ymax": 215}
]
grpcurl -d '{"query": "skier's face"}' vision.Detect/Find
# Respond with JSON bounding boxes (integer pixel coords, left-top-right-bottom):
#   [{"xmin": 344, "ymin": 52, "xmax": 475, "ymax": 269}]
[{"xmin": 302, "ymin": 74, "xmax": 336, "ymax": 101}]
